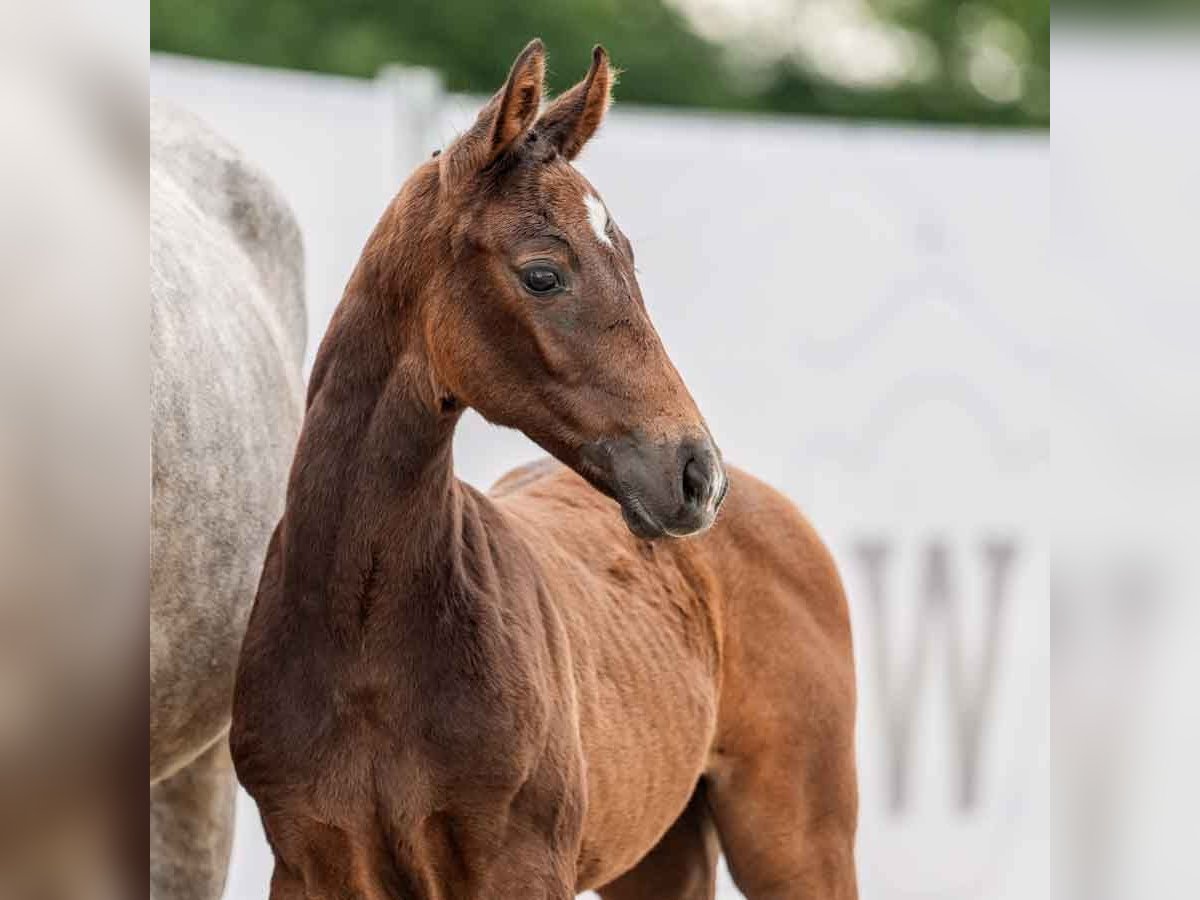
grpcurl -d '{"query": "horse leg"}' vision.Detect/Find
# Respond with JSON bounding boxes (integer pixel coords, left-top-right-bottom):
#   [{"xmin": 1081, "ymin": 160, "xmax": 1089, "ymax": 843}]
[
  {"xmin": 266, "ymin": 865, "xmax": 307, "ymax": 900},
  {"xmin": 149, "ymin": 738, "xmax": 236, "ymax": 900},
  {"xmin": 706, "ymin": 682, "xmax": 858, "ymax": 899},
  {"xmin": 485, "ymin": 844, "xmax": 578, "ymax": 900},
  {"xmin": 707, "ymin": 571, "xmax": 859, "ymax": 899},
  {"xmin": 596, "ymin": 781, "xmax": 719, "ymax": 900},
  {"xmin": 707, "ymin": 752, "xmax": 858, "ymax": 900}
]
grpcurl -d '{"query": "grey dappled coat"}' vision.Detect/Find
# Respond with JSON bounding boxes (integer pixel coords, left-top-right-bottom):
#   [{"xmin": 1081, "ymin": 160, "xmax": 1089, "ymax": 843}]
[{"xmin": 151, "ymin": 101, "xmax": 305, "ymax": 898}]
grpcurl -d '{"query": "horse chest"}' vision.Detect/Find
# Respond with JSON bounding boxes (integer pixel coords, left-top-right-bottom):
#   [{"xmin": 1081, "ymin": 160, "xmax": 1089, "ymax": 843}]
[
  {"xmin": 254, "ymin": 617, "xmax": 587, "ymax": 896},
  {"xmin": 318, "ymin": 590, "xmax": 573, "ymax": 781}
]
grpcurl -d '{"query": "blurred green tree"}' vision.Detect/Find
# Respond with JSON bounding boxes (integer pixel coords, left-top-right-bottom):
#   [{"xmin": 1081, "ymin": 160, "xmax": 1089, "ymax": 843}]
[{"xmin": 150, "ymin": 0, "xmax": 1049, "ymax": 127}]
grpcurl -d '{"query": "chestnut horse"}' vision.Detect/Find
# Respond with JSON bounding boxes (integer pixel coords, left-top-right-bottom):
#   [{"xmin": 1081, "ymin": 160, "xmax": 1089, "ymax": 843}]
[{"xmin": 232, "ymin": 41, "xmax": 858, "ymax": 900}]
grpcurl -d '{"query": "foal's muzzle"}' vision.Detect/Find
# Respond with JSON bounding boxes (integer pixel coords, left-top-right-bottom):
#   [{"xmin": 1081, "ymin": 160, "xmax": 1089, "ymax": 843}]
[{"xmin": 584, "ymin": 432, "xmax": 727, "ymax": 540}]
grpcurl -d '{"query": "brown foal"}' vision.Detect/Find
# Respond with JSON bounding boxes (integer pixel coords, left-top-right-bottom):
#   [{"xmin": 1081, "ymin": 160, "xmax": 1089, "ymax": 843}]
[{"xmin": 231, "ymin": 41, "xmax": 858, "ymax": 900}]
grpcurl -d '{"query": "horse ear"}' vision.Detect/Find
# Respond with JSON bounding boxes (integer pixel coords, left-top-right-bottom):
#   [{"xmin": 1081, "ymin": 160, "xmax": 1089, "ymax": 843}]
[
  {"xmin": 440, "ymin": 39, "xmax": 546, "ymax": 185},
  {"xmin": 537, "ymin": 46, "xmax": 615, "ymax": 161}
]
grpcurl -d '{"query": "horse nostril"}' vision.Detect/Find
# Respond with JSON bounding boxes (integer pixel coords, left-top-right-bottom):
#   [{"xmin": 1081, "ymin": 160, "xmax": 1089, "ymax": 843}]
[{"xmin": 682, "ymin": 456, "xmax": 710, "ymax": 510}]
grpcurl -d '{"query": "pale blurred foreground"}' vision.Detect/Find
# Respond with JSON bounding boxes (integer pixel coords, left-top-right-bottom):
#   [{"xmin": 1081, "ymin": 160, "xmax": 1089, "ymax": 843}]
[
  {"xmin": 1052, "ymin": 26, "xmax": 1200, "ymax": 900},
  {"xmin": 0, "ymin": 1, "xmax": 146, "ymax": 896}
]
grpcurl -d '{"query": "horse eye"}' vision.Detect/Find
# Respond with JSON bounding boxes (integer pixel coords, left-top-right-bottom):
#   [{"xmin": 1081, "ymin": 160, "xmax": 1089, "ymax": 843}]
[{"xmin": 521, "ymin": 266, "xmax": 562, "ymax": 295}]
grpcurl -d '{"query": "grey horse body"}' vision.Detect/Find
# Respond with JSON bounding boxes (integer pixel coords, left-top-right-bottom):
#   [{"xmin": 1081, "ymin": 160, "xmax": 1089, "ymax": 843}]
[{"xmin": 151, "ymin": 101, "xmax": 305, "ymax": 898}]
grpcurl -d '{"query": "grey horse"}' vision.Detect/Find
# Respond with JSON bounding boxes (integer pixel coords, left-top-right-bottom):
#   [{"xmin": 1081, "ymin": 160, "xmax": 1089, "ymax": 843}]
[{"xmin": 151, "ymin": 101, "xmax": 306, "ymax": 900}]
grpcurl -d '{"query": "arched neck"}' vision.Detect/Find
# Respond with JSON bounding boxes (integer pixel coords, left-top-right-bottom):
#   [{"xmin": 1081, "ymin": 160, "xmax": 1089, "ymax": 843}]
[{"xmin": 280, "ymin": 185, "xmax": 470, "ymax": 617}]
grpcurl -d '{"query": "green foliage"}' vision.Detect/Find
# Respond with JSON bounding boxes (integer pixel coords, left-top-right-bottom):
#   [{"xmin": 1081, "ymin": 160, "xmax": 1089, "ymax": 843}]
[{"xmin": 151, "ymin": 0, "xmax": 1049, "ymax": 127}]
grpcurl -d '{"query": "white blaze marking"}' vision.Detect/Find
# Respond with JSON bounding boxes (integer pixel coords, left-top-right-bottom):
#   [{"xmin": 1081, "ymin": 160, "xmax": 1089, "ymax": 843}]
[{"xmin": 584, "ymin": 193, "xmax": 612, "ymax": 247}]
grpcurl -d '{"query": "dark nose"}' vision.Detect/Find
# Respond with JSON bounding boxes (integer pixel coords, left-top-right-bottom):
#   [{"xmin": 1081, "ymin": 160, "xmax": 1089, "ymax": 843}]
[
  {"xmin": 677, "ymin": 437, "xmax": 726, "ymax": 526},
  {"xmin": 589, "ymin": 431, "xmax": 727, "ymax": 539},
  {"xmin": 682, "ymin": 454, "xmax": 721, "ymax": 515}
]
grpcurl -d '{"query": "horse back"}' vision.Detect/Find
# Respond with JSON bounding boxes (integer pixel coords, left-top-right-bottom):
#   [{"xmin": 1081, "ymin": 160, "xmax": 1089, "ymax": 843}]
[{"xmin": 150, "ymin": 101, "xmax": 307, "ymax": 778}]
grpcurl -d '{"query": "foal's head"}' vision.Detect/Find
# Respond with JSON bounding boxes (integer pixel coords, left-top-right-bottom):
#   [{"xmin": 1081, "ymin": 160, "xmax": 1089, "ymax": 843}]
[{"xmin": 418, "ymin": 40, "xmax": 725, "ymax": 538}]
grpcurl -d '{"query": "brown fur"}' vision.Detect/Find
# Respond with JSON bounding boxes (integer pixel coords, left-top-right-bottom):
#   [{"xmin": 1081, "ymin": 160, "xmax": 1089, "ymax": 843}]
[{"xmin": 231, "ymin": 41, "xmax": 858, "ymax": 899}]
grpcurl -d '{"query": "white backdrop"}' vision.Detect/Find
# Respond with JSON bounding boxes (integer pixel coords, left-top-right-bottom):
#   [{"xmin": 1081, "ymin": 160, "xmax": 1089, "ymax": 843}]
[{"xmin": 151, "ymin": 48, "xmax": 1073, "ymax": 900}]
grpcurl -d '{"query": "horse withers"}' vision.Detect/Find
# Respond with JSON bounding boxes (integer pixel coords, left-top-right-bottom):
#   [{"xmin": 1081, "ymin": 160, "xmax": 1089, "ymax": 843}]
[{"xmin": 232, "ymin": 40, "xmax": 858, "ymax": 900}]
